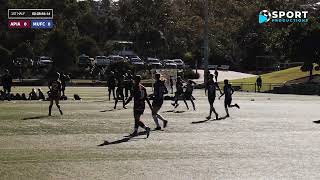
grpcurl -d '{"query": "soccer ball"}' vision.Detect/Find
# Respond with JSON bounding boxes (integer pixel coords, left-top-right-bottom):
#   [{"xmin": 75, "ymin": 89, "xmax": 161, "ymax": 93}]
[{"xmin": 259, "ymin": 10, "xmax": 271, "ymax": 22}]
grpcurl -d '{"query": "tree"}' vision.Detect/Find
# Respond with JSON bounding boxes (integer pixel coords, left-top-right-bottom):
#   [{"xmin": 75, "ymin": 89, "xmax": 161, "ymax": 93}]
[
  {"xmin": 77, "ymin": 36, "xmax": 100, "ymax": 57},
  {"xmin": 45, "ymin": 30, "xmax": 77, "ymax": 71},
  {"xmin": 0, "ymin": 46, "xmax": 11, "ymax": 68}
]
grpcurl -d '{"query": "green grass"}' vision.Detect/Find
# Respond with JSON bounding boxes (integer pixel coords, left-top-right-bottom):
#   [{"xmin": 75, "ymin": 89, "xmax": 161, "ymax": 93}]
[{"xmin": 229, "ymin": 66, "xmax": 319, "ymax": 91}]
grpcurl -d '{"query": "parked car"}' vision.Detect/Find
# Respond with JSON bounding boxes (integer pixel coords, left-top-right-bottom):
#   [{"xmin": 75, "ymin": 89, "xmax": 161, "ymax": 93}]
[
  {"xmin": 130, "ymin": 57, "xmax": 145, "ymax": 68},
  {"xmin": 147, "ymin": 58, "xmax": 162, "ymax": 69},
  {"xmin": 95, "ymin": 56, "xmax": 110, "ymax": 67},
  {"xmin": 173, "ymin": 59, "xmax": 185, "ymax": 69},
  {"xmin": 34, "ymin": 56, "xmax": 52, "ymax": 67},
  {"xmin": 162, "ymin": 59, "xmax": 177, "ymax": 69},
  {"xmin": 107, "ymin": 55, "xmax": 125, "ymax": 63},
  {"xmin": 78, "ymin": 54, "xmax": 93, "ymax": 67}
]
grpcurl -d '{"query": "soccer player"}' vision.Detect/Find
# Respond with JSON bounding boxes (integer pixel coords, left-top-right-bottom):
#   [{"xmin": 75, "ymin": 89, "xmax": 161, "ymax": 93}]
[
  {"xmin": 219, "ymin": 79, "xmax": 240, "ymax": 117},
  {"xmin": 206, "ymin": 74, "xmax": 222, "ymax": 120},
  {"xmin": 60, "ymin": 73, "xmax": 70, "ymax": 96},
  {"xmin": 184, "ymin": 80, "xmax": 196, "ymax": 110},
  {"xmin": 1, "ymin": 69, "xmax": 12, "ymax": 101},
  {"xmin": 114, "ymin": 75, "xmax": 126, "ymax": 109},
  {"xmin": 48, "ymin": 72, "xmax": 63, "ymax": 116},
  {"xmin": 124, "ymin": 75, "xmax": 152, "ymax": 137},
  {"xmin": 152, "ymin": 73, "xmax": 168, "ymax": 130},
  {"xmin": 107, "ymin": 71, "xmax": 116, "ymax": 101},
  {"xmin": 171, "ymin": 76, "xmax": 189, "ymax": 109},
  {"xmin": 169, "ymin": 76, "xmax": 174, "ymax": 94},
  {"xmin": 125, "ymin": 71, "xmax": 133, "ymax": 99}
]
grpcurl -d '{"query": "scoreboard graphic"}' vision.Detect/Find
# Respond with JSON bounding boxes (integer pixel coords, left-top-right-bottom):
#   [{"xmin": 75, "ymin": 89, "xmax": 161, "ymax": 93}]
[{"xmin": 8, "ymin": 9, "xmax": 53, "ymax": 29}]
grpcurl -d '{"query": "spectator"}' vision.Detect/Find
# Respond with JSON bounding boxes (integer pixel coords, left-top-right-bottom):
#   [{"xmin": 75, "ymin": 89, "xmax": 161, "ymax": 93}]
[{"xmin": 256, "ymin": 76, "xmax": 262, "ymax": 92}]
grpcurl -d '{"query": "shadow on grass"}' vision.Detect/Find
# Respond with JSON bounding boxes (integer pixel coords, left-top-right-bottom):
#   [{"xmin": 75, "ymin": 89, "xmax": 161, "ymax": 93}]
[
  {"xmin": 313, "ymin": 120, "xmax": 320, "ymax": 124},
  {"xmin": 98, "ymin": 131, "xmax": 148, "ymax": 146},
  {"xmin": 22, "ymin": 115, "xmax": 49, "ymax": 120},
  {"xmin": 100, "ymin": 109, "xmax": 115, "ymax": 112},
  {"xmin": 163, "ymin": 110, "xmax": 186, "ymax": 113},
  {"xmin": 191, "ymin": 115, "xmax": 229, "ymax": 124}
]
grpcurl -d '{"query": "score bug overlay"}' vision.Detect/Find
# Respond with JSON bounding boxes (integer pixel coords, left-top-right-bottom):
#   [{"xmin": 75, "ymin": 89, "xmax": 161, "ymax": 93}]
[{"xmin": 8, "ymin": 9, "xmax": 54, "ymax": 29}]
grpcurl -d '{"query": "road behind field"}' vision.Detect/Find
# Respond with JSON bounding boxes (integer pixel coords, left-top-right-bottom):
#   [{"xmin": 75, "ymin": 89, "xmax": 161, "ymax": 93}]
[{"xmin": 0, "ymin": 87, "xmax": 320, "ymax": 180}]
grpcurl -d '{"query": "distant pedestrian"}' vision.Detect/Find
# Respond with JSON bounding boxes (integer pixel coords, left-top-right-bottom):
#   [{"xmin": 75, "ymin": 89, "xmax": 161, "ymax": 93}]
[
  {"xmin": 48, "ymin": 72, "xmax": 63, "ymax": 116},
  {"xmin": 107, "ymin": 71, "xmax": 116, "ymax": 101},
  {"xmin": 171, "ymin": 76, "xmax": 189, "ymax": 109},
  {"xmin": 1, "ymin": 69, "xmax": 13, "ymax": 101},
  {"xmin": 152, "ymin": 73, "xmax": 168, "ymax": 130},
  {"xmin": 256, "ymin": 76, "xmax": 262, "ymax": 92},
  {"xmin": 214, "ymin": 68, "xmax": 219, "ymax": 82},
  {"xmin": 219, "ymin": 79, "xmax": 240, "ymax": 117},
  {"xmin": 206, "ymin": 74, "xmax": 222, "ymax": 120},
  {"xmin": 124, "ymin": 75, "xmax": 152, "ymax": 138}
]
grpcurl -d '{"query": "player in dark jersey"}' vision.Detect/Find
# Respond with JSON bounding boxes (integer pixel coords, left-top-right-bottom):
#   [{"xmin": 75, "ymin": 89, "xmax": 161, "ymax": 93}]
[
  {"xmin": 152, "ymin": 73, "xmax": 168, "ymax": 130},
  {"xmin": 107, "ymin": 71, "xmax": 116, "ymax": 101},
  {"xmin": 214, "ymin": 68, "xmax": 219, "ymax": 82},
  {"xmin": 169, "ymin": 76, "xmax": 174, "ymax": 94},
  {"xmin": 124, "ymin": 71, "xmax": 133, "ymax": 99},
  {"xmin": 184, "ymin": 80, "xmax": 196, "ymax": 110},
  {"xmin": 219, "ymin": 79, "xmax": 240, "ymax": 117},
  {"xmin": 206, "ymin": 74, "xmax": 222, "ymax": 120},
  {"xmin": 60, "ymin": 73, "xmax": 70, "ymax": 96},
  {"xmin": 48, "ymin": 72, "xmax": 63, "ymax": 116},
  {"xmin": 124, "ymin": 75, "xmax": 152, "ymax": 137},
  {"xmin": 171, "ymin": 76, "xmax": 189, "ymax": 109},
  {"xmin": 114, "ymin": 75, "xmax": 126, "ymax": 109}
]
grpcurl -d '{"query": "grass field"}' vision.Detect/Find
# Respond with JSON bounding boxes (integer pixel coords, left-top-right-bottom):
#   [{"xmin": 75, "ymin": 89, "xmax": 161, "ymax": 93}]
[
  {"xmin": 230, "ymin": 66, "xmax": 319, "ymax": 92},
  {"xmin": 1, "ymin": 87, "xmax": 320, "ymax": 179}
]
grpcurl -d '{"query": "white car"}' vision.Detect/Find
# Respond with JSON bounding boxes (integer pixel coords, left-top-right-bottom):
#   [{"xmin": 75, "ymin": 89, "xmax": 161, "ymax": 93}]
[
  {"xmin": 147, "ymin": 58, "xmax": 162, "ymax": 69},
  {"xmin": 173, "ymin": 59, "xmax": 185, "ymax": 69},
  {"xmin": 162, "ymin": 59, "xmax": 177, "ymax": 69},
  {"xmin": 95, "ymin": 56, "xmax": 110, "ymax": 67},
  {"xmin": 35, "ymin": 56, "xmax": 53, "ymax": 67}
]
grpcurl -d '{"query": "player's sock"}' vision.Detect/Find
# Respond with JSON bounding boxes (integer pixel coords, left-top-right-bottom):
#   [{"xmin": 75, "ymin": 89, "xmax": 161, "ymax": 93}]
[
  {"xmin": 152, "ymin": 114, "xmax": 161, "ymax": 128},
  {"xmin": 145, "ymin": 127, "xmax": 150, "ymax": 138},
  {"xmin": 163, "ymin": 120, "xmax": 168, "ymax": 128}
]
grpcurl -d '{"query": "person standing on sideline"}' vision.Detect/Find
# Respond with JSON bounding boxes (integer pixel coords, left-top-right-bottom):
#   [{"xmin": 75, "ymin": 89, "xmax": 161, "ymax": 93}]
[
  {"xmin": 184, "ymin": 80, "xmax": 196, "ymax": 110},
  {"xmin": 219, "ymin": 79, "xmax": 240, "ymax": 117},
  {"xmin": 171, "ymin": 76, "xmax": 189, "ymax": 109},
  {"xmin": 1, "ymin": 69, "xmax": 13, "ymax": 101},
  {"xmin": 169, "ymin": 76, "xmax": 174, "ymax": 94},
  {"xmin": 205, "ymin": 74, "xmax": 222, "ymax": 120},
  {"xmin": 124, "ymin": 75, "xmax": 152, "ymax": 137},
  {"xmin": 152, "ymin": 73, "xmax": 168, "ymax": 130},
  {"xmin": 256, "ymin": 76, "xmax": 262, "ymax": 92},
  {"xmin": 48, "ymin": 72, "xmax": 63, "ymax": 116},
  {"xmin": 214, "ymin": 68, "xmax": 219, "ymax": 82},
  {"xmin": 107, "ymin": 71, "xmax": 116, "ymax": 101}
]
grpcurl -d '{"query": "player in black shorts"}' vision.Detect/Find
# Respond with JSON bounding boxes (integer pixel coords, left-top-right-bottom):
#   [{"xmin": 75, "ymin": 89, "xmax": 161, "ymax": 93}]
[
  {"xmin": 48, "ymin": 72, "xmax": 63, "ymax": 116},
  {"xmin": 152, "ymin": 73, "xmax": 168, "ymax": 130},
  {"xmin": 114, "ymin": 75, "xmax": 126, "ymax": 109},
  {"xmin": 107, "ymin": 71, "xmax": 116, "ymax": 101},
  {"xmin": 219, "ymin": 79, "xmax": 240, "ymax": 117},
  {"xmin": 206, "ymin": 74, "xmax": 222, "ymax": 120},
  {"xmin": 184, "ymin": 80, "xmax": 196, "ymax": 110},
  {"xmin": 171, "ymin": 76, "xmax": 189, "ymax": 109},
  {"xmin": 124, "ymin": 75, "xmax": 152, "ymax": 137}
]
